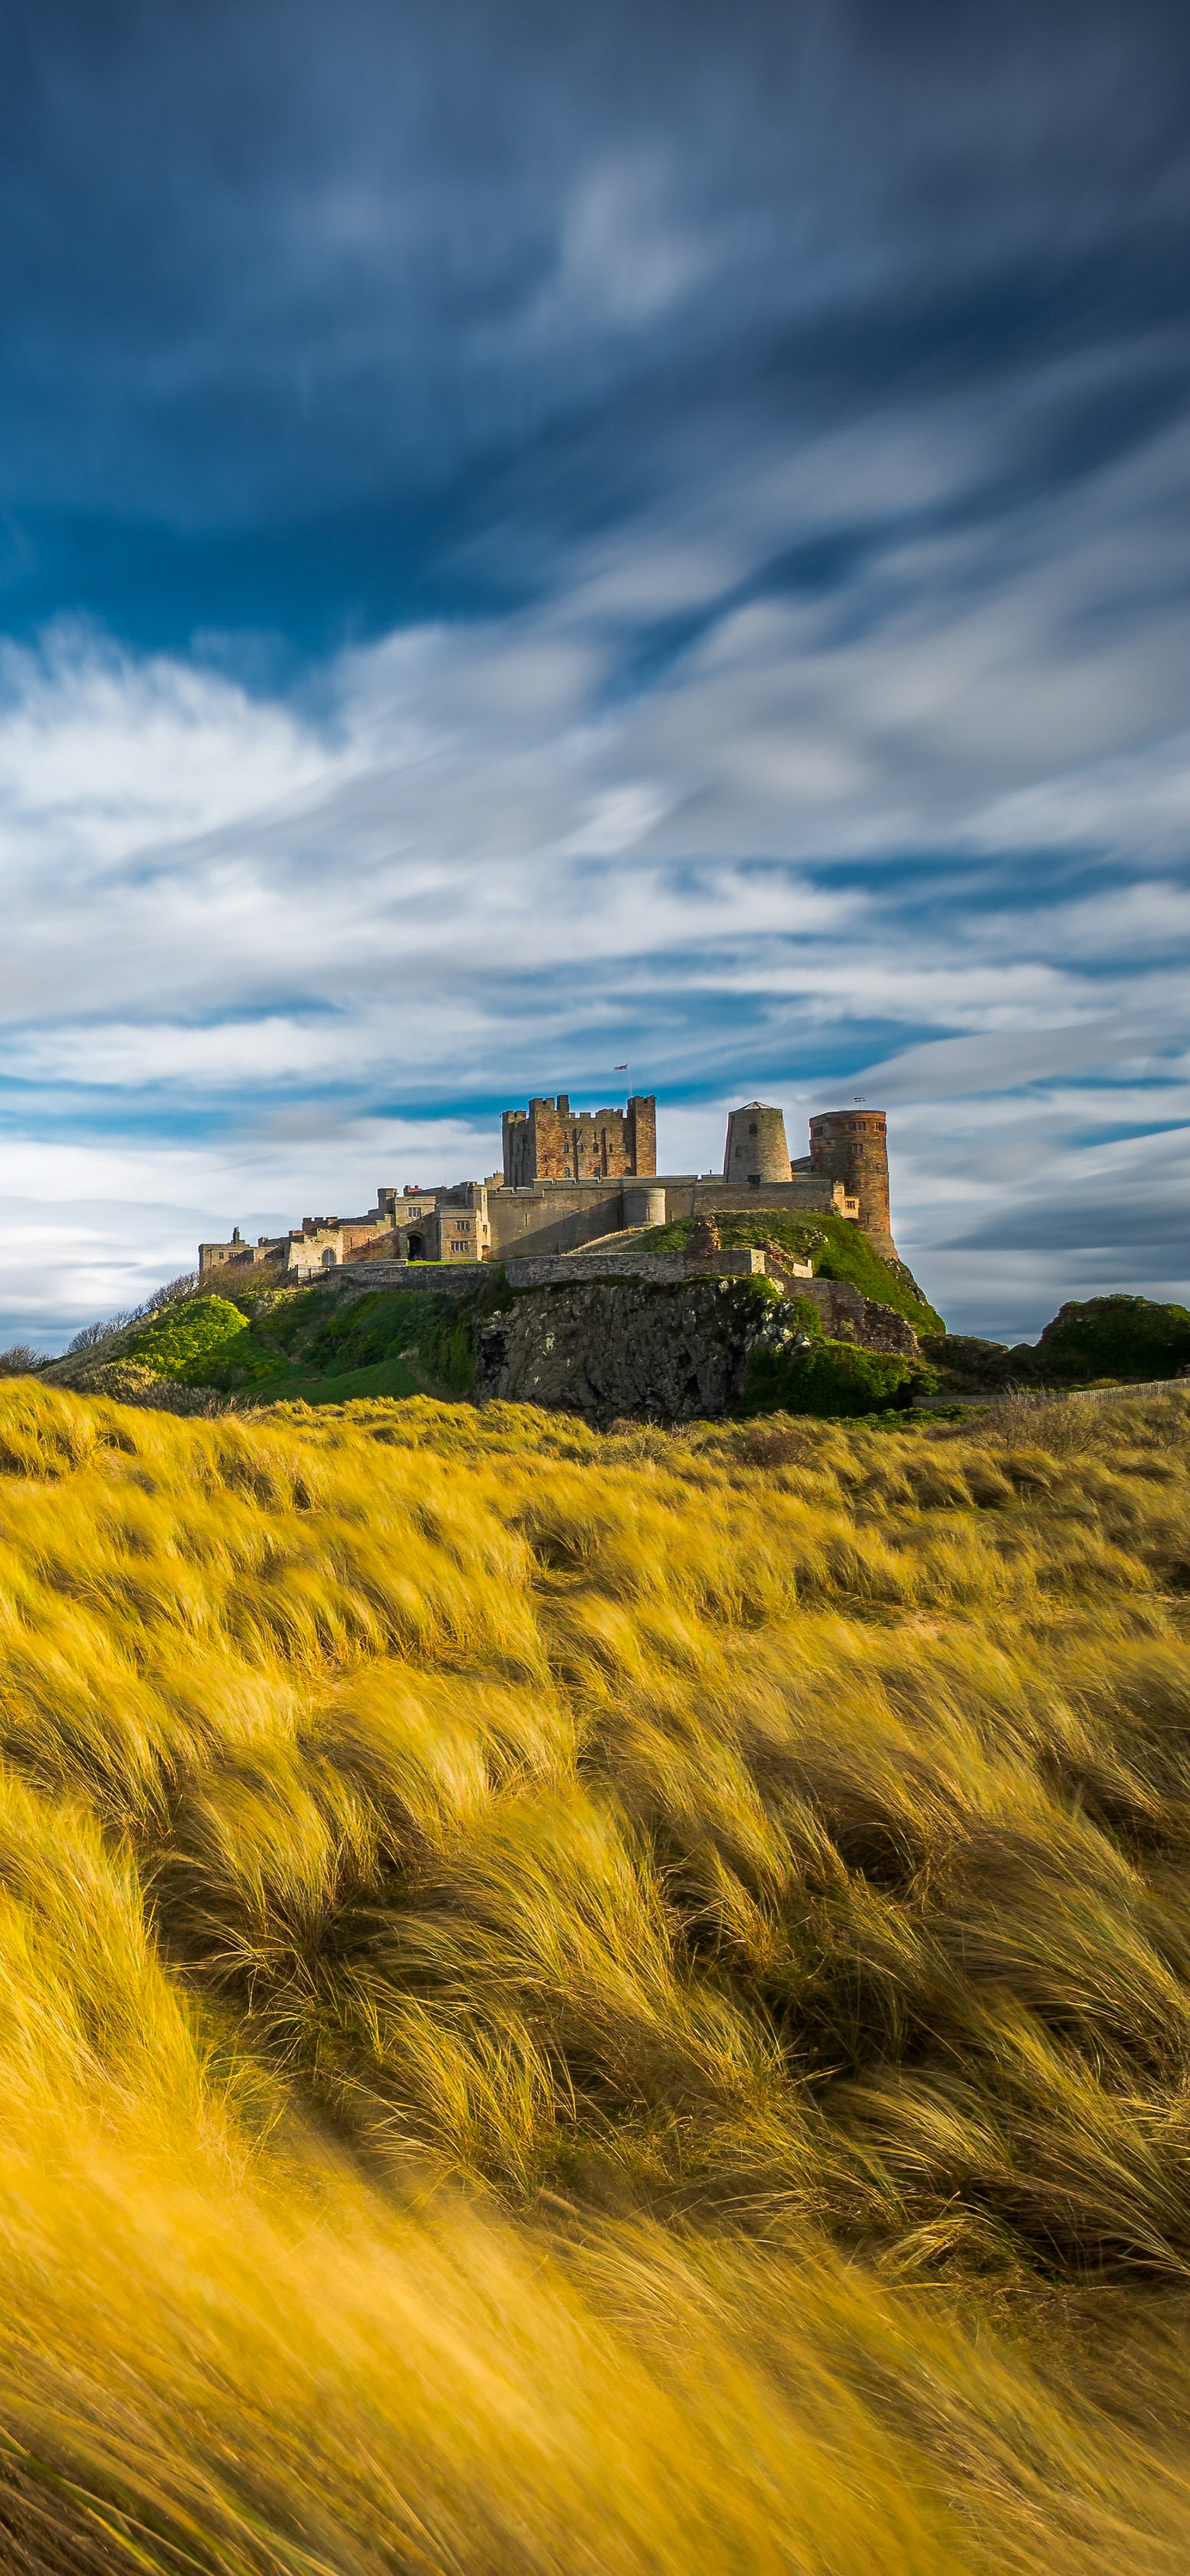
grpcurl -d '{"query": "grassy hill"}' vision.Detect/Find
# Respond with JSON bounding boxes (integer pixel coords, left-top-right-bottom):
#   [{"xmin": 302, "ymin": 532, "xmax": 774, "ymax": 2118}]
[
  {"xmin": 636, "ymin": 1208, "xmax": 946, "ymax": 1335},
  {"xmin": 47, "ymin": 1277, "xmax": 492, "ymax": 1408},
  {"xmin": 4, "ymin": 1375, "xmax": 1190, "ymax": 2565},
  {"xmin": 46, "ymin": 1253, "xmax": 940, "ymax": 1419}
]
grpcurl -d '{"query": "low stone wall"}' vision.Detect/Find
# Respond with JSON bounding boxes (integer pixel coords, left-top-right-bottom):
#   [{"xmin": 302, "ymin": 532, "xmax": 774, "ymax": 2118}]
[
  {"xmin": 324, "ymin": 1261, "xmax": 485, "ymax": 1296},
  {"xmin": 319, "ymin": 1249, "xmax": 769, "ymax": 1292},
  {"xmin": 1022, "ymin": 1377, "xmax": 1189, "ymax": 1407},
  {"xmin": 1078, "ymin": 1378, "xmax": 1189, "ymax": 1403},
  {"xmin": 502, "ymin": 1248, "xmax": 766, "ymax": 1289}
]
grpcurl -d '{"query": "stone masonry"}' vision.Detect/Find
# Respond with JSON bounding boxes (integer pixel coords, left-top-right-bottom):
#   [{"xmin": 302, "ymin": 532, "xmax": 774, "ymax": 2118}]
[
  {"xmin": 807, "ymin": 1109, "xmax": 893, "ymax": 1254},
  {"xmin": 723, "ymin": 1101, "xmax": 792, "ymax": 1185},
  {"xmin": 502, "ymin": 1093, "xmax": 656, "ymax": 1185}
]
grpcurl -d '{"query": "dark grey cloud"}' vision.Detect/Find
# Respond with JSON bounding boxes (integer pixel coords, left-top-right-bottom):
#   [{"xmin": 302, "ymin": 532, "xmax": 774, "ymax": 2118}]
[{"xmin": 0, "ymin": 0, "xmax": 1185, "ymax": 606}]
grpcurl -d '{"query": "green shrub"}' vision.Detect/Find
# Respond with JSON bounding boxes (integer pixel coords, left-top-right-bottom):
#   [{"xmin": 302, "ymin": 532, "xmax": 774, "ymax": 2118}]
[
  {"xmin": 300, "ymin": 1288, "xmax": 448, "ymax": 1375},
  {"xmin": 920, "ymin": 1333, "xmax": 1028, "ymax": 1389},
  {"xmin": 743, "ymin": 1333, "xmax": 915, "ymax": 1416},
  {"xmin": 789, "ymin": 1294, "xmax": 823, "ymax": 1339},
  {"xmin": 1035, "ymin": 1294, "xmax": 1190, "ymax": 1382},
  {"xmin": 155, "ymin": 1286, "xmax": 480, "ymax": 1397},
  {"xmin": 124, "ymin": 1295, "xmax": 249, "ymax": 1383},
  {"xmin": 422, "ymin": 1312, "xmax": 477, "ymax": 1392}
]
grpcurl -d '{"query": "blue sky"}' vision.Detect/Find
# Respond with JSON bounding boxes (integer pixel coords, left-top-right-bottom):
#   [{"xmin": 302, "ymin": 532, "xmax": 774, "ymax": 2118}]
[{"xmin": 1, "ymin": 0, "xmax": 1188, "ymax": 1345}]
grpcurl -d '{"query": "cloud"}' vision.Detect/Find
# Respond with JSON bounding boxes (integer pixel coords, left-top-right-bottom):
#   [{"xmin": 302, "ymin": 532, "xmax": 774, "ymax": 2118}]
[
  {"xmin": 850, "ymin": 1022, "xmax": 1185, "ymax": 1104},
  {"xmin": 0, "ymin": 554, "xmax": 1185, "ymax": 1348},
  {"xmin": 0, "ymin": 2, "xmax": 1188, "ymax": 1345},
  {"xmin": 0, "ymin": 0, "xmax": 1182, "ymax": 552}
]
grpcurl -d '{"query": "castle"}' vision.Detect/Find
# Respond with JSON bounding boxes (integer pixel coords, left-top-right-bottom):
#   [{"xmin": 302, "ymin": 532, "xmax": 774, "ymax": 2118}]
[{"xmin": 199, "ymin": 1093, "xmax": 895, "ymax": 1279}]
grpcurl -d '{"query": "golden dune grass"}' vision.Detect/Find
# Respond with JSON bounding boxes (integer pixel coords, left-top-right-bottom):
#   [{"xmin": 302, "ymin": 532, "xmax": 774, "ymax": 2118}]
[{"xmin": 2, "ymin": 1380, "xmax": 1190, "ymax": 2565}]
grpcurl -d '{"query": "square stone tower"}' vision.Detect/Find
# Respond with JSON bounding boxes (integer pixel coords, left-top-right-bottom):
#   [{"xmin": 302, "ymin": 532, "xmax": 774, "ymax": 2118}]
[{"xmin": 502, "ymin": 1093, "xmax": 656, "ymax": 1185}]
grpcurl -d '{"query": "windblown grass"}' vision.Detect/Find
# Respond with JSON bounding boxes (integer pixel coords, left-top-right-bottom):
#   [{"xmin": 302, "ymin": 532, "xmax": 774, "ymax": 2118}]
[{"xmin": 4, "ymin": 1379, "xmax": 1190, "ymax": 2565}]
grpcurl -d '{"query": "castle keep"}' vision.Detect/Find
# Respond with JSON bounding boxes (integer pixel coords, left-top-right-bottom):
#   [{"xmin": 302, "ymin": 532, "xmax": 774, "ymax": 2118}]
[
  {"xmin": 199, "ymin": 1091, "xmax": 895, "ymax": 1280},
  {"xmin": 502, "ymin": 1093, "xmax": 656, "ymax": 1186}
]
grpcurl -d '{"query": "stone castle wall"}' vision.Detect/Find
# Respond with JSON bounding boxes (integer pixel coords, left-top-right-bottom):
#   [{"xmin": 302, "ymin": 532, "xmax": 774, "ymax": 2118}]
[{"xmin": 487, "ymin": 1181, "xmax": 629, "ymax": 1260}]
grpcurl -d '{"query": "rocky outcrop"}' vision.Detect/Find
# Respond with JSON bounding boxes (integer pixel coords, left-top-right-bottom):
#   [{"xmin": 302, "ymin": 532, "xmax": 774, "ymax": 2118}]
[
  {"xmin": 795, "ymin": 1278, "xmax": 918, "ymax": 1355},
  {"xmin": 918, "ymin": 1333, "xmax": 1039, "ymax": 1393},
  {"xmin": 475, "ymin": 1275, "xmax": 810, "ymax": 1424}
]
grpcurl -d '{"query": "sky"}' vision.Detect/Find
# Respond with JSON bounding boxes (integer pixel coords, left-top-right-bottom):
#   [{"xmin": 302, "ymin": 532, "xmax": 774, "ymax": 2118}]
[{"xmin": 1, "ymin": 0, "xmax": 1188, "ymax": 1347}]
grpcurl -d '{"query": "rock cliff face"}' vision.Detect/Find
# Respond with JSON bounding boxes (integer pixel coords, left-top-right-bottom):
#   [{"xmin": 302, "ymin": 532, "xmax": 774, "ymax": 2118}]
[
  {"xmin": 475, "ymin": 1276, "xmax": 809, "ymax": 1424},
  {"xmin": 475, "ymin": 1272, "xmax": 920, "ymax": 1424},
  {"xmin": 796, "ymin": 1278, "xmax": 918, "ymax": 1355}
]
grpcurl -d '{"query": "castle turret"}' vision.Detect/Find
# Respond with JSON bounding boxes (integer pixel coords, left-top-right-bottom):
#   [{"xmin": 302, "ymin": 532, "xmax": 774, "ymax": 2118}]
[
  {"xmin": 723, "ymin": 1102, "xmax": 791, "ymax": 1185},
  {"xmin": 809, "ymin": 1108, "xmax": 895, "ymax": 1253}
]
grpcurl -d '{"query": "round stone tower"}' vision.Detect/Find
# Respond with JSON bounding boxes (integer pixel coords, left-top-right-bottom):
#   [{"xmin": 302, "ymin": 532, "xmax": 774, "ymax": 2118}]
[
  {"xmin": 809, "ymin": 1108, "xmax": 895, "ymax": 1253},
  {"xmin": 723, "ymin": 1102, "xmax": 791, "ymax": 1185}
]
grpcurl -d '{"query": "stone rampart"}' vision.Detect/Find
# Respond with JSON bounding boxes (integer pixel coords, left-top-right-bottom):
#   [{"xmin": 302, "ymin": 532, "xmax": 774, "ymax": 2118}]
[
  {"xmin": 664, "ymin": 1177, "xmax": 841, "ymax": 1222},
  {"xmin": 484, "ymin": 1170, "xmax": 844, "ymax": 1262},
  {"xmin": 503, "ymin": 1248, "xmax": 767, "ymax": 1289},
  {"xmin": 487, "ymin": 1181, "xmax": 628, "ymax": 1260},
  {"xmin": 323, "ymin": 1261, "xmax": 485, "ymax": 1297}
]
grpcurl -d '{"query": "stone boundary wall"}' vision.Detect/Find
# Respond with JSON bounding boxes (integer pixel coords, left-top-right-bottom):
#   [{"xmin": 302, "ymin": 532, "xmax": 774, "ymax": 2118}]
[
  {"xmin": 914, "ymin": 1377, "xmax": 1190, "ymax": 1412},
  {"xmin": 1042, "ymin": 1377, "xmax": 1188, "ymax": 1406},
  {"xmin": 321, "ymin": 1250, "xmax": 770, "ymax": 1294},
  {"xmin": 322, "ymin": 1261, "xmax": 485, "ymax": 1296},
  {"xmin": 485, "ymin": 1172, "xmax": 842, "ymax": 1262},
  {"xmin": 487, "ymin": 1181, "xmax": 628, "ymax": 1262},
  {"xmin": 503, "ymin": 1248, "xmax": 767, "ymax": 1289},
  {"xmin": 668, "ymin": 1178, "xmax": 837, "ymax": 1223}
]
